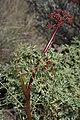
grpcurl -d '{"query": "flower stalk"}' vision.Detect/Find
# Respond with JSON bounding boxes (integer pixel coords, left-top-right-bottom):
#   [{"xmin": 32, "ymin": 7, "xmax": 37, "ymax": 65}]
[
  {"xmin": 43, "ymin": 22, "xmax": 63, "ymax": 53},
  {"xmin": 16, "ymin": 9, "xmax": 73, "ymax": 120}
]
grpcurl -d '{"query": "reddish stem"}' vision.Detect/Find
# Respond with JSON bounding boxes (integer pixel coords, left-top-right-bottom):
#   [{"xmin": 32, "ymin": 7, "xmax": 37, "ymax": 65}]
[
  {"xmin": 18, "ymin": 10, "xmax": 73, "ymax": 120},
  {"xmin": 43, "ymin": 22, "xmax": 63, "ymax": 53},
  {"xmin": 23, "ymin": 82, "xmax": 32, "ymax": 120}
]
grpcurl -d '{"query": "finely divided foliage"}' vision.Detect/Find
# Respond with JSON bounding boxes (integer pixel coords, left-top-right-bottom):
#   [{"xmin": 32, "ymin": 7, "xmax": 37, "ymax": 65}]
[{"xmin": 0, "ymin": 38, "xmax": 80, "ymax": 120}]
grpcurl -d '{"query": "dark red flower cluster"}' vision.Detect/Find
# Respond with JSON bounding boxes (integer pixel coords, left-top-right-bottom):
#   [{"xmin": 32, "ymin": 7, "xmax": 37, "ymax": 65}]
[
  {"xmin": 48, "ymin": 9, "xmax": 73, "ymax": 25},
  {"xmin": 44, "ymin": 9, "xmax": 73, "ymax": 53}
]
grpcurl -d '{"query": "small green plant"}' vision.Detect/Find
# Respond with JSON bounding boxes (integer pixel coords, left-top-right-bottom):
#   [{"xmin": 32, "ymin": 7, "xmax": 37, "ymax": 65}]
[{"xmin": 0, "ymin": 37, "xmax": 80, "ymax": 120}]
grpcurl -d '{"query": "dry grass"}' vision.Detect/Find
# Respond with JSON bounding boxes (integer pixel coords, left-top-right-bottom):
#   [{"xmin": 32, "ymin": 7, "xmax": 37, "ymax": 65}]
[{"xmin": 0, "ymin": 0, "xmax": 46, "ymax": 63}]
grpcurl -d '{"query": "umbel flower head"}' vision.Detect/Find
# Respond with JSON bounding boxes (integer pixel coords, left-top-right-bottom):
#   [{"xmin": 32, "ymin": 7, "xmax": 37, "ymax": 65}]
[
  {"xmin": 44, "ymin": 9, "xmax": 73, "ymax": 53},
  {"xmin": 46, "ymin": 9, "xmax": 73, "ymax": 30}
]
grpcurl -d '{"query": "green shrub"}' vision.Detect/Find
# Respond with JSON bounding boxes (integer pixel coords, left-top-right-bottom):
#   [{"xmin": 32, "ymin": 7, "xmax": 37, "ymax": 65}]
[{"xmin": 0, "ymin": 37, "xmax": 80, "ymax": 120}]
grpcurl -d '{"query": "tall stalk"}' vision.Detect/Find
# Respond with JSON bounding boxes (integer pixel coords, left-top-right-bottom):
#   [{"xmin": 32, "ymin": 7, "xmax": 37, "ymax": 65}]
[{"xmin": 17, "ymin": 9, "xmax": 73, "ymax": 120}]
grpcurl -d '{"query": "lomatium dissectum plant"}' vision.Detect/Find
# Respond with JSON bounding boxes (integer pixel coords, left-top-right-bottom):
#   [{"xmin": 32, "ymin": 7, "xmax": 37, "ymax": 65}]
[{"xmin": 16, "ymin": 9, "xmax": 73, "ymax": 120}]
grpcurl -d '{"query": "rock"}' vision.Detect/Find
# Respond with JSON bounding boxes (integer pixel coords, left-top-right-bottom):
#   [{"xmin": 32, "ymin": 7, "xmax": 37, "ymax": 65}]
[{"xmin": 27, "ymin": 0, "xmax": 80, "ymax": 44}]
